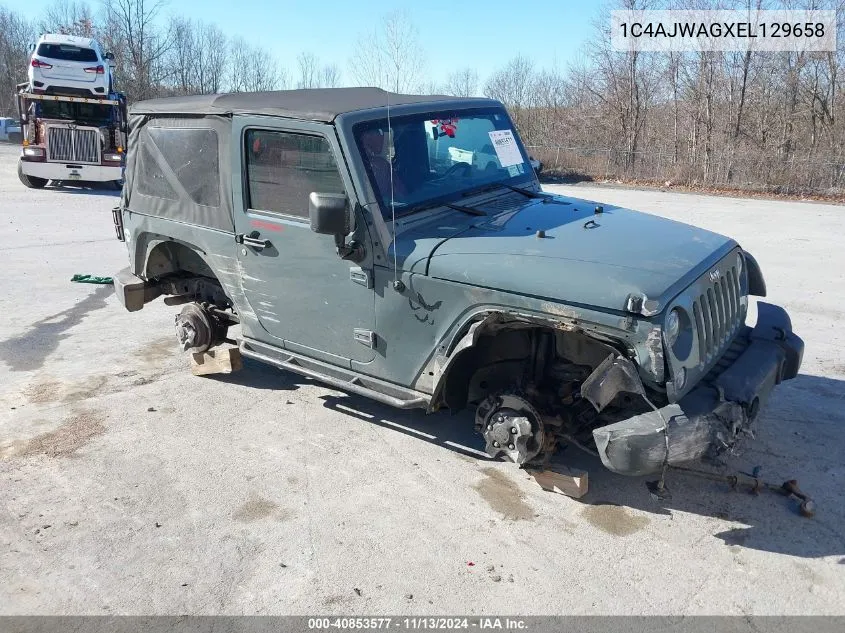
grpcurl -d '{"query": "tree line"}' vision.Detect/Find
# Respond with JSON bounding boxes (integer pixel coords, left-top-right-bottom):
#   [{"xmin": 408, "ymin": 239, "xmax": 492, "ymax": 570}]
[
  {"xmin": 506, "ymin": 1, "xmax": 845, "ymax": 196},
  {"xmin": 1, "ymin": 0, "xmax": 844, "ymax": 195}
]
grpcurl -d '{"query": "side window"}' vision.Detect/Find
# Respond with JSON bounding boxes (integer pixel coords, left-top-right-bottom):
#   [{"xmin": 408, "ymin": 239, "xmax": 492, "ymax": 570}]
[
  {"xmin": 245, "ymin": 129, "xmax": 345, "ymax": 218},
  {"xmin": 138, "ymin": 127, "xmax": 220, "ymax": 207}
]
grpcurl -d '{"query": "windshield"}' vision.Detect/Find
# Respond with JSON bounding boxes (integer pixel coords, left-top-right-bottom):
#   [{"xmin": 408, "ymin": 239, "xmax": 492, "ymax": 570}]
[
  {"xmin": 354, "ymin": 107, "xmax": 532, "ymax": 218},
  {"xmin": 37, "ymin": 100, "xmax": 114, "ymax": 125}
]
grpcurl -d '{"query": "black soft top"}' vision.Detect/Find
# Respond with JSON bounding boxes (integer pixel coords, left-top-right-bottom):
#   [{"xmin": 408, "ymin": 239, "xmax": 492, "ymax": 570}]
[{"xmin": 131, "ymin": 88, "xmax": 487, "ymax": 122}]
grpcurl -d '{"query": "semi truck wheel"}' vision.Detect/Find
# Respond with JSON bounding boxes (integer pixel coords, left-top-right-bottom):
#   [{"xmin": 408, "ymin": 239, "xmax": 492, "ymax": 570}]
[{"xmin": 17, "ymin": 162, "xmax": 47, "ymax": 189}]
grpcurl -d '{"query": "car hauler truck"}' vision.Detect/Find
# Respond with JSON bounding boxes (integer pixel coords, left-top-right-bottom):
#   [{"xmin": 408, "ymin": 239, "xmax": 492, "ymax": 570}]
[{"xmin": 15, "ymin": 86, "xmax": 127, "ymax": 189}]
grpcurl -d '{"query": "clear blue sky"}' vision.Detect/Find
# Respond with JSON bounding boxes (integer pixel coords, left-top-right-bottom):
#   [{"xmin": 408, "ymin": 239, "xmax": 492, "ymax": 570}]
[{"xmin": 5, "ymin": 0, "xmax": 602, "ymax": 88}]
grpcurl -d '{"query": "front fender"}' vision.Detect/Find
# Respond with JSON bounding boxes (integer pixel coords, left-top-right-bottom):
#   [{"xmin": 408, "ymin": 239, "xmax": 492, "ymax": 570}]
[{"xmin": 744, "ymin": 251, "xmax": 767, "ymax": 297}]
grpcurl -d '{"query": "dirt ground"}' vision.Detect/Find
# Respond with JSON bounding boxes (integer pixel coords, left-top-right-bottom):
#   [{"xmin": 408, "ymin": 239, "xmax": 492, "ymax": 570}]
[{"xmin": 1, "ymin": 143, "xmax": 844, "ymax": 615}]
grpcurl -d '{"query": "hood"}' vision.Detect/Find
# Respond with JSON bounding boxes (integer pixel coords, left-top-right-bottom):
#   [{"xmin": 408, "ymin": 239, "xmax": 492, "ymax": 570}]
[{"xmin": 394, "ymin": 192, "xmax": 735, "ymax": 315}]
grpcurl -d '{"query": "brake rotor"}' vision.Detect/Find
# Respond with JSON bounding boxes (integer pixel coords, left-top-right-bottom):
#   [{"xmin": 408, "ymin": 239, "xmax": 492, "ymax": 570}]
[
  {"xmin": 475, "ymin": 393, "xmax": 545, "ymax": 465},
  {"xmin": 174, "ymin": 303, "xmax": 222, "ymax": 354}
]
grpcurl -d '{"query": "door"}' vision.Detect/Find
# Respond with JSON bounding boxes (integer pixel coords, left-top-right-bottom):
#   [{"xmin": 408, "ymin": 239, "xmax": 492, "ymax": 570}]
[{"xmin": 232, "ymin": 116, "xmax": 376, "ymax": 365}]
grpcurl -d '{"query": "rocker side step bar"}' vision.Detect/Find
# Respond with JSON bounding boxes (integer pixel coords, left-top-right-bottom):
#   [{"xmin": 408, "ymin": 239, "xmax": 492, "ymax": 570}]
[{"xmin": 239, "ymin": 337, "xmax": 430, "ymax": 410}]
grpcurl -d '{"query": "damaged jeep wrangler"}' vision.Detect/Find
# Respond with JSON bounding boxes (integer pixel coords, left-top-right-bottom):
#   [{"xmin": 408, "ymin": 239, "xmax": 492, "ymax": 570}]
[{"xmin": 113, "ymin": 88, "xmax": 804, "ymax": 476}]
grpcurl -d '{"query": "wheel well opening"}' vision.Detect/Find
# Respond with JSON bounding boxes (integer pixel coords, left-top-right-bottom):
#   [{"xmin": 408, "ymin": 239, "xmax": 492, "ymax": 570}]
[
  {"xmin": 144, "ymin": 240, "xmax": 233, "ymax": 311},
  {"xmin": 437, "ymin": 320, "xmax": 621, "ymax": 413}
]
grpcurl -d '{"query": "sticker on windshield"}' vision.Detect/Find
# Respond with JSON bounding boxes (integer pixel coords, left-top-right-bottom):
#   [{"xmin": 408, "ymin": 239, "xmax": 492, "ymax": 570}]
[{"xmin": 488, "ymin": 130, "xmax": 523, "ymax": 168}]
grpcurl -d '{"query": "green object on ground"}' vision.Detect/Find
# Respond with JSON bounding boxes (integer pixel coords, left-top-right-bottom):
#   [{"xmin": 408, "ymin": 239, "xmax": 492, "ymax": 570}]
[{"xmin": 71, "ymin": 274, "xmax": 114, "ymax": 285}]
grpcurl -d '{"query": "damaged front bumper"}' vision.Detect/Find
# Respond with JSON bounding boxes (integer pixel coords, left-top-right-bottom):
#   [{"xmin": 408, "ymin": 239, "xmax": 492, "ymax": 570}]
[{"xmin": 592, "ymin": 302, "xmax": 804, "ymax": 476}]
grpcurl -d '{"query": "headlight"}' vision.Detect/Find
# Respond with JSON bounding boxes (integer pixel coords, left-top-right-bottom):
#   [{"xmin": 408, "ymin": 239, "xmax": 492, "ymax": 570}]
[
  {"xmin": 103, "ymin": 152, "xmax": 122, "ymax": 162},
  {"xmin": 666, "ymin": 307, "xmax": 693, "ymax": 361},
  {"xmin": 666, "ymin": 308, "xmax": 681, "ymax": 345},
  {"xmin": 23, "ymin": 146, "xmax": 44, "ymax": 157}
]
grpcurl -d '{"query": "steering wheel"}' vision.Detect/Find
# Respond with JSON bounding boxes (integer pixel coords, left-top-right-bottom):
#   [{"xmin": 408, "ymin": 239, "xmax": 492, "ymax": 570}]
[{"xmin": 442, "ymin": 162, "xmax": 472, "ymax": 178}]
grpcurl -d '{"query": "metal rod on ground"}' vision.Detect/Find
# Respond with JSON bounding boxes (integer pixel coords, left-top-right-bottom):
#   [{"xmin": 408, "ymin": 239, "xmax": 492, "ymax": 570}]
[{"xmin": 668, "ymin": 465, "xmax": 816, "ymax": 518}]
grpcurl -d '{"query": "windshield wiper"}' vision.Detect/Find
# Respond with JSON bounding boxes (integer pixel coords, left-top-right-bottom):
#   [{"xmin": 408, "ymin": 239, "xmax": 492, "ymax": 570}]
[
  {"xmin": 505, "ymin": 184, "xmax": 550, "ymax": 199},
  {"xmin": 447, "ymin": 203, "xmax": 486, "ymax": 216}
]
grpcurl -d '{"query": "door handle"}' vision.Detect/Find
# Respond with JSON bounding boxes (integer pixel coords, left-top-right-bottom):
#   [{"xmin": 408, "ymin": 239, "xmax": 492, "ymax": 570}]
[{"xmin": 237, "ymin": 233, "xmax": 271, "ymax": 250}]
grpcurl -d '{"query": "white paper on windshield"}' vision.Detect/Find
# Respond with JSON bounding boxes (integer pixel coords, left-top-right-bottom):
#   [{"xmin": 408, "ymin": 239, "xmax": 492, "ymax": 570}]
[{"xmin": 488, "ymin": 130, "xmax": 523, "ymax": 167}]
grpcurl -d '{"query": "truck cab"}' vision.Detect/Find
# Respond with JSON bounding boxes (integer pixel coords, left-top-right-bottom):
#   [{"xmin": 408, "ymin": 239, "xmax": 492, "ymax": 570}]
[{"xmin": 16, "ymin": 88, "xmax": 127, "ymax": 188}]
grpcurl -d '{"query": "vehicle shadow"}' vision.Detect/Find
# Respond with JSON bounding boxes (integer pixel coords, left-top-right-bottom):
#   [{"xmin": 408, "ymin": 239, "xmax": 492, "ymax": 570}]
[
  {"xmin": 319, "ymin": 392, "xmax": 492, "ymax": 462},
  {"xmin": 308, "ymin": 371, "xmax": 845, "ymax": 559},
  {"xmin": 46, "ymin": 182, "xmax": 121, "ymax": 196},
  {"xmin": 209, "ymin": 356, "xmax": 302, "ymax": 391}
]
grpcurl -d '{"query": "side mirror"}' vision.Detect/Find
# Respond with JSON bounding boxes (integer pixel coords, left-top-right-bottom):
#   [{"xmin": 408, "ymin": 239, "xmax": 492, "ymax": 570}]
[
  {"xmin": 104, "ymin": 51, "xmax": 115, "ymax": 60},
  {"xmin": 309, "ymin": 192, "xmax": 364, "ymax": 262},
  {"xmin": 309, "ymin": 192, "xmax": 352, "ymax": 235}
]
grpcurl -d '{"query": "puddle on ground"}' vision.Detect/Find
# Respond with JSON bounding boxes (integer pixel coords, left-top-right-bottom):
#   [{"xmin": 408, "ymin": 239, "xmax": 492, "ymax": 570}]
[
  {"xmin": 473, "ymin": 467, "xmax": 535, "ymax": 521},
  {"xmin": 143, "ymin": 337, "xmax": 180, "ymax": 363},
  {"xmin": 581, "ymin": 503, "xmax": 649, "ymax": 536}
]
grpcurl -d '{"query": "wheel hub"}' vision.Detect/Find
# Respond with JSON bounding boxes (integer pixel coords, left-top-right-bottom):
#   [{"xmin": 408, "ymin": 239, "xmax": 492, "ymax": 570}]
[
  {"xmin": 174, "ymin": 303, "xmax": 224, "ymax": 354},
  {"xmin": 475, "ymin": 394, "xmax": 545, "ymax": 464}
]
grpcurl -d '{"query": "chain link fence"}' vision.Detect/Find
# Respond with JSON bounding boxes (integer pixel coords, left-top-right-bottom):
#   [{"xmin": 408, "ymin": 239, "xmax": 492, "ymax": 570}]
[{"xmin": 525, "ymin": 145, "xmax": 845, "ymax": 197}]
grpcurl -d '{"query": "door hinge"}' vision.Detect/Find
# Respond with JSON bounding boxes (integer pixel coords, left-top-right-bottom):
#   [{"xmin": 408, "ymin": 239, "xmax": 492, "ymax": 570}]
[
  {"xmin": 349, "ymin": 266, "xmax": 372, "ymax": 289},
  {"xmin": 354, "ymin": 329, "xmax": 376, "ymax": 348}
]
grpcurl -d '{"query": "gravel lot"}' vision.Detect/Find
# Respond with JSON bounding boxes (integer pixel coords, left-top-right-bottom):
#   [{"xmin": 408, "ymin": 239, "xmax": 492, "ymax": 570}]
[{"xmin": 1, "ymin": 141, "xmax": 844, "ymax": 615}]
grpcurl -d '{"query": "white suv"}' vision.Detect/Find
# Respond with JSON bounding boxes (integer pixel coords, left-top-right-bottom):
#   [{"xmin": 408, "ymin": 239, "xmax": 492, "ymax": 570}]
[{"xmin": 28, "ymin": 34, "xmax": 114, "ymax": 97}]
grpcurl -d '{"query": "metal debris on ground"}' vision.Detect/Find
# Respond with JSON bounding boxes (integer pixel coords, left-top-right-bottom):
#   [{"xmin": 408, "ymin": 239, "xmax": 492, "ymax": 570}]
[{"xmin": 653, "ymin": 465, "xmax": 816, "ymax": 518}]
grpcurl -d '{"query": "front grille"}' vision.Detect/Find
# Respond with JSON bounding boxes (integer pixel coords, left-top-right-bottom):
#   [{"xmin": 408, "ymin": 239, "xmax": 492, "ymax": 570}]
[
  {"xmin": 47, "ymin": 126, "xmax": 100, "ymax": 164},
  {"xmin": 691, "ymin": 264, "xmax": 742, "ymax": 364}
]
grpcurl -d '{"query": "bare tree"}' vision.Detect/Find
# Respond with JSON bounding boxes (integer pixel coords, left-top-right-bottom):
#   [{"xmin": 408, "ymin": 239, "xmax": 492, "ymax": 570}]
[
  {"xmin": 348, "ymin": 10, "xmax": 424, "ymax": 92},
  {"xmin": 444, "ymin": 68, "xmax": 478, "ymax": 97},
  {"xmin": 199, "ymin": 22, "xmax": 227, "ymax": 93},
  {"xmin": 229, "ymin": 37, "xmax": 287, "ymax": 92},
  {"xmin": 296, "ymin": 52, "xmax": 340, "ymax": 89},
  {"xmin": 39, "ymin": 0, "xmax": 95, "ymax": 37},
  {"xmin": 0, "ymin": 7, "xmax": 35, "ymax": 116},
  {"xmin": 319, "ymin": 63, "xmax": 341, "ymax": 88},
  {"xmin": 101, "ymin": 0, "xmax": 172, "ymax": 100},
  {"xmin": 296, "ymin": 51, "xmax": 319, "ymax": 89},
  {"xmin": 167, "ymin": 18, "xmax": 227, "ymax": 94},
  {"xmin": 484, "ymin": 55, "xmax": 536, "ymax": 138}
]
